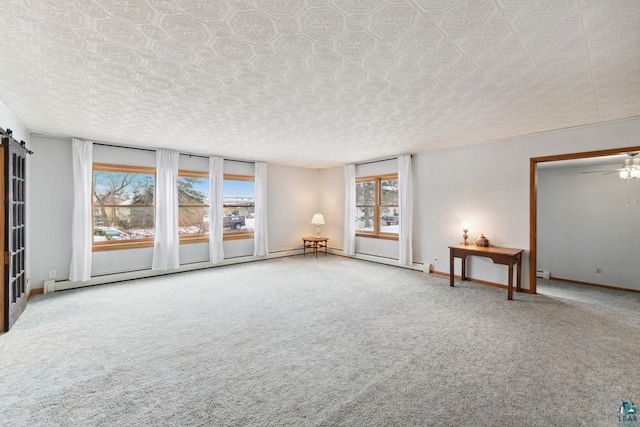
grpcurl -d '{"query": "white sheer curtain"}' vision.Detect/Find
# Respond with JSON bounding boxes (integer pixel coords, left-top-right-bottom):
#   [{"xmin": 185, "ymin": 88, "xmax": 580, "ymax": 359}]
[
  {"xmin": 253, "ymin": 162, "xmax": 268, "ymax": 257},
  {"xmin": 209, "ymin": 156, "xmax": 224, "ymax": 264},
  {"xmin": 398, "ymin": 154, "xmax": 413, "ymax": 266},
  {"xmin": 69, "ymin": 138, "xmax": 93, "ymax": 282},
  {"xmin": 343, "ymin": 164, "xmax": 356, "ymax": 256},
  {"xmin": 152, "ymin": 149, "xmax": 180, "ymax": 270}
]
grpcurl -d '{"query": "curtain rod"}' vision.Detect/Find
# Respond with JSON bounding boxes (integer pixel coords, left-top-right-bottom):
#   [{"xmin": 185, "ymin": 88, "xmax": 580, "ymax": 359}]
[
  {"xmin": 92, "ymin": 142, "xmax": 254, "ymax": 164},
  {"xmin": 355, "ymin": 154, "xmax": 413, "ymax": 166},
  {"xmin": 94, "ymin": 142, "xmax": 155, "ymax": 153},
  {"xmin": 355, "ymin": 156, "xmax": 403, "ymax": 166}
]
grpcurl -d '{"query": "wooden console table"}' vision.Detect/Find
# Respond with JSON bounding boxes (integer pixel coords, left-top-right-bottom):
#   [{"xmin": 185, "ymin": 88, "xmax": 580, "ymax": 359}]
[
  {"xmin": 448, "ymin": 244, "xmax": 524, "ymax": 300},
  {"xmin": 302, "ymin": 237, "xmax": 328, "ymax": 258}
]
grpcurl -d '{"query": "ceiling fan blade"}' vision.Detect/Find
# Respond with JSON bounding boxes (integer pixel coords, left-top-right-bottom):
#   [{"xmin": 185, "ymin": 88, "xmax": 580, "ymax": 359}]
[{"xmin": 581, "ymin": 169, "xmax": 617, "ymax": 174}]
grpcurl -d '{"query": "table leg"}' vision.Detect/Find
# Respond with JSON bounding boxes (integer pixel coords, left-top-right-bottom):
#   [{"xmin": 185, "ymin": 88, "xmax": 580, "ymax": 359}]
[
  {"xmin": 516, "ymin": 257, "xmax": 522, "ymax": 292},
  {"xmin": 462, "ymin": 256, "xmax": 467, "ymax": 281},
  {"xmin": 303, "ymin": 241, "xmax": 306, "ymax": 257},
  {"xmin": 449, "ymin": 249, "xmax": 454, "ymax": 287},
  {"xmin": 508, "ymin": 262, "xmax": 514, "ymax": 300}
]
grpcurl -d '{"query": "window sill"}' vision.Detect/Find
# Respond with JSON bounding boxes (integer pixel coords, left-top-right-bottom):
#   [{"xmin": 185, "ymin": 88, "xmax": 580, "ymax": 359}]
[
  {"xmin": 355, "ymin": 232, "xmax": 399, "ymax": 241},
  {"xmin": 92, "ymin": 232, "xmax": 255, "ymax": 251},
  {"xmin": 93, "ymin": 238, "xmax": 154, "ymax": 252},
  {"xmin": 179, "ymin": 233, "xmax": 256, "ymax": 243},
  {"xmin": 224, "ymin": 232, "xmax": 254, "ymax": 241}
]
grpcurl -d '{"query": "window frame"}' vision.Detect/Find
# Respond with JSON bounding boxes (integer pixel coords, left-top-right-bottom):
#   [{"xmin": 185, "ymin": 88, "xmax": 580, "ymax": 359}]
[
  {"xmin": 92, "ymin": 166, "xmax": 257, "ymax": 251},
  {"xmin": 222, "ymin": 174, "xmax": 255, "ymax": 241},
  {"xmin": 92, "ymin": 163, "xmax": 156, "ymax": 252},
  {"xmin": 177, "ymin": 169, "xmax": 210, "ymax": 245},
  {"xmin": 355, "ymin": 173, "xmax": 399, "ymax": 241}
]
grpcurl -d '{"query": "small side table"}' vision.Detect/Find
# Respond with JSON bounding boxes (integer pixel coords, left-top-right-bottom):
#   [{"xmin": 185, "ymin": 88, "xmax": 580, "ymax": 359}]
[
  {"xmin": 302, "ymin": 237, "xmax": 328, "ymax": 258},
  {"xmin": 448, "ymin": 244, "xmax": 524, "ymax": 300}
]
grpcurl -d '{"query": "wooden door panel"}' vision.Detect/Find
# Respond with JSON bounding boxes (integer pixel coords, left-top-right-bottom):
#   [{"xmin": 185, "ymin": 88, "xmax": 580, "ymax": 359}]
[
  {"xmin": 0, "ymin": 137, "xmax": 4, "ymax": 332},
  {"xmin": 3, "ymin": 135, "xmax": 27, "ymax": 331}
]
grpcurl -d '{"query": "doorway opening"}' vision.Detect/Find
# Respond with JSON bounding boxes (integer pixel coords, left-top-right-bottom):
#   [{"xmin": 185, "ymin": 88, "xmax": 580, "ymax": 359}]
[{"xmin": 529, "ymin": 145, "xmax": 640, "ymax": 294}]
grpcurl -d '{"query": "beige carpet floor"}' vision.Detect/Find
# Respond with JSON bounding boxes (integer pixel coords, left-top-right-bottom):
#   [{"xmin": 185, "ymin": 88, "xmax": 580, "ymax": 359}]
[
  {"xmin": 537, "ymin": 277, "xmax": 640, "ymax": 313},
  {"xmin": 1, "ymin": 255, "xmax": 638, "ymax": 426}
]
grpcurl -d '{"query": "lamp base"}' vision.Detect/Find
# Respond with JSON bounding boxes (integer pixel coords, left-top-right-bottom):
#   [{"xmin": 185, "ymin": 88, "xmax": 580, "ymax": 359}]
[
  {"xmin": 316, "ymin": 225, "xmax": 320, "ymax": 238},
  {"xmin": 463, "ymin": 232, "xmax": 469, "ymax": 245}
]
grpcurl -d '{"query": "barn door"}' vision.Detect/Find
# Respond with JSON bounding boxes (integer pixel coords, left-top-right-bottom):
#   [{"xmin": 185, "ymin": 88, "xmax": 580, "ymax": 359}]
[
  {"xmin": 3, "ymin": 136, "xmax": 27, "ymax": 331},
  {"xmin": 0, "ymin": 136, "xmax": 4, "ymax": 331}
]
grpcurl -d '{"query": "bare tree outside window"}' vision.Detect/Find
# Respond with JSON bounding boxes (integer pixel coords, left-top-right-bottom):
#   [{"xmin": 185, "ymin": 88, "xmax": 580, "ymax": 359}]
[{"xmin": 93, "ymin": 169, "xmax": 155, "ymax": 241}]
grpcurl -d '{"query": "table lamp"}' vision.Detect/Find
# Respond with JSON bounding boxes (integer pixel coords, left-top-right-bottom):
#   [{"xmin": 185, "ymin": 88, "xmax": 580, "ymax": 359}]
[
  {"xmin": 311, "ymin": 213, "xmax": 325, "ymax": 238},
  {"xmin": 461, "ymin": 221, "xmax": 470, "ymax": 245}
]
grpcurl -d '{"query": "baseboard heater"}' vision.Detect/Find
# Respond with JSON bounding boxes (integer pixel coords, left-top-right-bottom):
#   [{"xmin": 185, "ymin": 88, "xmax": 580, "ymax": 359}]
[
  {"xmin": 536, "ymin": 270, "xmax": 550, "ymax": 279},
  {"xmin": 326, "ymin": 248, "xmax": 424, "ymax": 272},
  {"xmin": 45, "ymin": 248, "xmax": 307, "ymax": 293},
  {"xmin": 43, "ymin": 248, "xmax": 425, "ymax": 294}
]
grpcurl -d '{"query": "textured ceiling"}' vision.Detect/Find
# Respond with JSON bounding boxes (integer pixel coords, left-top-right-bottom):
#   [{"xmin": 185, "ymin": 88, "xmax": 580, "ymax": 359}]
[{"xmin": 0, "ymin": 0, "xmax": 639, "ymax": 168}]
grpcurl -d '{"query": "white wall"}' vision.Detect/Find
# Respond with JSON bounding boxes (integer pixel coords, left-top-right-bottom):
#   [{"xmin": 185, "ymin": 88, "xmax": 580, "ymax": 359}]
[
  {"xmin": 29, "ymin": 137, "xmax": 73, "ymax": 291},
  {"xmin": 29, "ymin": 136, "xmax": 321, "ymax": 289},
  {"xmin": 414, "ymin": 118, "xmax": 640, "ymax": 290},
  {"xmin": 537, "ymin": 162, "xmax": 640, "ymax": 290},
  {"xmin": 268, "ymin": 165, "xmax": 320, "ymax": 251}
]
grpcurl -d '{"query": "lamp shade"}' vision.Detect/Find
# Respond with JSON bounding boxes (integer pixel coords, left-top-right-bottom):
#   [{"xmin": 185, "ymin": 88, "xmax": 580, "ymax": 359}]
[
  {"xmin": 461, "ymin": 221, "xmax": 470, "ymax": 231},
  {"xmin": 311, "ymin": 213, "xmax": 325, "ymax": 225}
]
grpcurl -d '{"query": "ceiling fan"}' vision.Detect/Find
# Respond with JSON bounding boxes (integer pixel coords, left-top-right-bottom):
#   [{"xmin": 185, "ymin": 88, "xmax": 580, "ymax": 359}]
[{"xmin": 581, "ymin": 153, "xmax": 640, "ymax": 179}]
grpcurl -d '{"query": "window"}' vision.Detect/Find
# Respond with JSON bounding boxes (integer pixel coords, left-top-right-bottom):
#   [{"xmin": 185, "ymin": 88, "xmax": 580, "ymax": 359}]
[
  {"xmin": 355, "ymin": 174, "xmax": 399, "ymax": 239},
  {"xmin": 93, "ymin": 163, "xmax": 156, "ymax": 251},
  {"xmin": 178, "ymin": 170, "xmax": 210, "ymax": 243},
  {"xmin": 223, "ymin": 174, "xmax": 255, "ymax": 240},
  {"xmin": 92, "ymin": 165, "xmax": 255, "ymax": 250}
]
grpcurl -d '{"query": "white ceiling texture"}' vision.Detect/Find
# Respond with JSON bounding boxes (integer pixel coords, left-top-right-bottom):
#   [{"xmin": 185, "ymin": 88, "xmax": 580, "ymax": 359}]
[{"xmin": 0, "ymin": 0, "xmax": 638, "ymax": 168}]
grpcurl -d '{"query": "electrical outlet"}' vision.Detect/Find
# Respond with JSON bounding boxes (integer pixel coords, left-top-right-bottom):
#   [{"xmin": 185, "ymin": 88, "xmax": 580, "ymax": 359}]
[
  {"xmin": 596, "ymin": 268, "xmax": 601, "ymax": 274},
  {"xmin": 433, "ymin": 257, "xmax": 439, "ymax": 264},
  {"xmin": 49, "ymin": 270, "xmax": 56, "ymax": 278}
]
